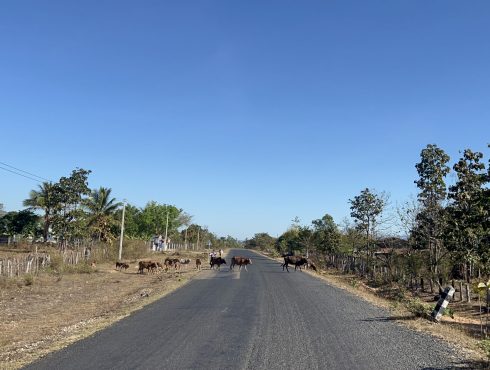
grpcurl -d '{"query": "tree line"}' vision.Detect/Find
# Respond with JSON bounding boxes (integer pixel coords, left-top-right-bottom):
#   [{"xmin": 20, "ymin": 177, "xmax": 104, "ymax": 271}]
[
  {"xmin": 245, "ymin": 144, "xmax": 490, "ymax": 283},
  {"xmin": 0, "ymin": 168, "xmax": 241, "ymax": 250}
]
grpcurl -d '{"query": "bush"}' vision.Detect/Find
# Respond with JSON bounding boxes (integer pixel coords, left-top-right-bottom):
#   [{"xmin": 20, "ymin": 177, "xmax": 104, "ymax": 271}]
[
  {"xmin": 48, "ymin": 254, "xmax": 63, "ymax": 273},
  {"xmin": 479, "ymin": 339, "xmax": 490, "ymax": 361},
  {"xmin": 406, "ymin": 298, "xmax": 432, "ymax": 318},
  {"xmin": 24, "ymin": 274, "xmax": 34, "ymax": 286},
  {"xmin": 63, "ymin": 263, "xmax": 93, "ymax": 274}
]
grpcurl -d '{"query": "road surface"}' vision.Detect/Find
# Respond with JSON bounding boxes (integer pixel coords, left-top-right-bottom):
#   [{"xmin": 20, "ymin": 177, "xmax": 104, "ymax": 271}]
[{"xmin": 25, "ymin": 249, "xmax": 461, "ymax": 370}]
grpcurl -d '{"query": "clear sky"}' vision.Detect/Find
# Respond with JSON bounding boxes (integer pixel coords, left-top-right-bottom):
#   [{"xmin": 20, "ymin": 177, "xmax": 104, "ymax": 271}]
[{"xmin": 1, "ymin": 1, "xmax": 489, "ymax": 240}]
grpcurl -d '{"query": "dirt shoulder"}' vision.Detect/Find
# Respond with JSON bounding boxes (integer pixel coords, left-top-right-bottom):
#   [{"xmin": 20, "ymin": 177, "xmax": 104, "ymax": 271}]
[
  {"xmin": 0, "ymin": 251, "xmax": 208, "ymax": 370},
  {"xmin": 258, "ymin": 251, "xmax": 489, "ymax": 368}
]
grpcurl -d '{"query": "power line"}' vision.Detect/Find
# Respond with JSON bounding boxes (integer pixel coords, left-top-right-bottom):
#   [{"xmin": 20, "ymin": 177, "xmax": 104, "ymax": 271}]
[
  {"xmin": 0, "ymin": 165, "xmax": 45, "ymax": 183},
  {"xmin": 0, "ymin": 161, "xmax": 52, "ymax": 182}
]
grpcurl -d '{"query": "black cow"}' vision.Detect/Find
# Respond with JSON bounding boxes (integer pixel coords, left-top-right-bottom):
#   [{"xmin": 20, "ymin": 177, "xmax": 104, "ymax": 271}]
[
  {"xmin": 210, "ymin": 257, "xmax": 227, "ymax": 270},
  {"xmin": 282, "ymin": 256, "xmax": 310, "ymax": 272}
]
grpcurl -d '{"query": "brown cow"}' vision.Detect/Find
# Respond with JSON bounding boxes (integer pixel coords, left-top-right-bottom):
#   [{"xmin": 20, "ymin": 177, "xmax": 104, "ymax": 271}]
[
  {"xmin": 164, "ymin": 258, "xmax": 181, "ymax": 271},
  {"xmin": 229, "ymin": 256, "xmax": 252, "ymax": 271},
  {"xmin": 138, "ymin": 261, "xmax": 152, "ymax": 274},
  {"xmin": 195, "ymin": 258, "xmax": 202, "ymax": 270}
]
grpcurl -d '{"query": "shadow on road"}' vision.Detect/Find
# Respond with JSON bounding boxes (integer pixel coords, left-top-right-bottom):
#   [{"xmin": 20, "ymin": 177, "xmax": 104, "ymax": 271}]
[
  {"xmin": 361, "ymin": 316, "xmax": 418, "ymax": 322},
  {"xmin": 421, "ymin": 359, "xmax": 489, "ymax": 369}
]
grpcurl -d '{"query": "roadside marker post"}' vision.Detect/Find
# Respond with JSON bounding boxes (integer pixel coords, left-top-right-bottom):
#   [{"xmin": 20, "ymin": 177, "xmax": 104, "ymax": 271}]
[{"xmin": 431, "ymin": 286, "xmax": 455, "ymax": 322}]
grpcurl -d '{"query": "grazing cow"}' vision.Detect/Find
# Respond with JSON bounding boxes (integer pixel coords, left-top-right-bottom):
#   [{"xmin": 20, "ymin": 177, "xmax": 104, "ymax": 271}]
[
  {"xmin": 282, "ymin": 256, "xmax": 309, "ymax": 272},
  {"xmin": 179, "ymin": 259, "xmax": 191, "ymax": 269},
  {"xmin": 148, "ymin": 262, "xmax": 158, "ymax": 274},
  {"xmin": 138, "ymin": 261, "xmax": 152, "ymax": 274},
  {"xmin": 229, "ymin": 256, "xmax": 252, "ymax": 271},
  {"xmin": 164, "ymin": 258, "xmax": 181, "ymax": 271},
  {"xmin": 195, "ymin": 258, "xmax": 202, "ymax": 270},
  {"xmin": 210, "ymin": 257, "xmax": 227, "ymax": 270}
]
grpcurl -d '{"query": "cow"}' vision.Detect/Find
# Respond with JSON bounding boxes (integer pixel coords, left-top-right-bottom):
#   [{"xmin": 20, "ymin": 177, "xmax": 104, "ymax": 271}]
[
  {"xmin": 138, "ymin": 261, "xmax": 152, "ymax": 274},
  {"xmin": 282, "ymin": 256, "xmax": 309, "ymax": 272},
  {"xmin": 116, "ymin": 261, "xmax": 129, "ymax": 271},
  {"xmin": 164, "ymin": 258, "xmax": 181, "ymax": 271},
  {"xmin": 145, "ymin": 261, "xmax": 158, "ymax": 274},
  {"xmin": 195, "ymin": 258, "xmax": 202, "ymax": 270},
  {"xmin": 229, "ymin": 256, "xmax": 252, "ymax": 271},
  {"xmin": 210, "ymin": 257, "xmax": 227, "ymax": 270},
  {"xmin": 179, "ymin": 259, "xmax": 191, "ymax": 269}
]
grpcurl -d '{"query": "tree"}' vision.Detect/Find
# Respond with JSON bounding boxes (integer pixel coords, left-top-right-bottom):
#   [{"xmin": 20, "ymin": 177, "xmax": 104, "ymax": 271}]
[
  {"xmin": 244, "ymin": 233, "xmax": 276, "ymax": 251},
  {"xmin": 117, "ymin": 204, "xmax": 140, "ymax": 239},
  {"xmin": 311, "ymin": 214, "xmax": 341, "ymax": 254},
  {"xmin": 349, "ymin": 188, "xmax": 385, "ymax": 272},
  {"xmin": 50, "ymin": 168, "xmax": 92, "ymax": 248},
  {"xmin": 445, "ymin": 149, "xmax": 487, "ymax": 282},
  {"xmin": 339, "ymin": 218, "xmax": 365, "ymax": 254},
  {"xmin": 138, "ymin": 202, "xmax": 184, "ymax": 240},
  {"xmin": 84, "ymin": 187, "xmax": 121, "ymax": 243},
  {"xmin": 181, "ymin": 224, "xmax": 208, "ymax": 248},
  {"xmin": 276, "ymin": 228, "xmax": 300, "ymax": 255},
  {"xmin": 297, "ymin": 226, "xmax": 314, "ymax": 258},
  {"xmin": 23, "ymin": 182, "xmax": 56, "ymax": 242},
  {"xmin": 0, "ymin": 210, "xmax": 40, "ymax": 242},
  {"xmin": 414, "ymin": 144, "xmax": 451, "ymax": 275}
]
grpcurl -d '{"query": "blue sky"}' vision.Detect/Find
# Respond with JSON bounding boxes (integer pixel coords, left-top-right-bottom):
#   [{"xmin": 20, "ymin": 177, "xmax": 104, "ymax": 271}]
[{"xmin": 1, "ymin": 1, "xmax": 489, "ymax": 239}]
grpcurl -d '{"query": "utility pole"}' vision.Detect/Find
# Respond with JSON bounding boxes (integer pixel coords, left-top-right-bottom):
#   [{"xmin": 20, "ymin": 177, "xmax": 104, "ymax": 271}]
[
  {"xmin": 118, "ymin": 200, "xmax": 126, "ymax": 261},
  {"xmin": 184, "ymin": 227, "xmax": 188, "ymax": 250},
  {"xmin": 196, "ymin": 228, "xmax": 200, "ymax": 250},
  {"xmin": 164, "ymin": 206, "xmax": 169, "ymax": 251}
]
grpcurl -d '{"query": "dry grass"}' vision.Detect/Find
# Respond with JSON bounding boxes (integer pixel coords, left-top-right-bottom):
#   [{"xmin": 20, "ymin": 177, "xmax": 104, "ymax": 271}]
[{"xmin": 0, "ymin": 249, "xmax": 209, "ymax": 370}]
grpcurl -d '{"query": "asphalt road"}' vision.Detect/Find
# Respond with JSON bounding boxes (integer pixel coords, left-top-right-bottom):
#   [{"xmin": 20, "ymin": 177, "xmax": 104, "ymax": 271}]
[{"xmin": 25, "ymin": 249, "xmax": 461, "ymax": 370}]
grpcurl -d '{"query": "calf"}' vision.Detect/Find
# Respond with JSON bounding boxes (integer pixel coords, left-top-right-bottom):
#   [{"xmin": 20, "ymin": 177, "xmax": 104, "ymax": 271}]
[
  {"xmin": 210, "ymin": 257, "xmax": 227, "ymax": 270},
  {"xmin": 230, "ymin": 256, "xmax": 252, "ymax": 271},
  {"xmin": 195, "ymin": 258, "xmax": 202, "ymax": 270}
]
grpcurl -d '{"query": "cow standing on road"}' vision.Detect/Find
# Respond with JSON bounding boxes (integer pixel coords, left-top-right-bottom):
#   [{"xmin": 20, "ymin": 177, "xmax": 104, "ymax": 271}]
[
  {"xmin": 281, "ymin": 256, "xmax": 314, "ymax": 272},
  {"xmin": 229, "ymin": 256, "xmax": 252, "ymax": 271},
  {"xmin": 210, "ymin": 257, "xmax": 226, "ymax": 270}
]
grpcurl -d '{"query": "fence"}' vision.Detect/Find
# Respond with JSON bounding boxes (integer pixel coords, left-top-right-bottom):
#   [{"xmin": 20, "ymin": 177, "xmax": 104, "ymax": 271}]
[
  {"xmin": 0, "ymin": 253, "xmax": 51, "ymax": 277},
  {"xmin": 322, "ymin": 252, "xmax": 478, "ymax": 302}
]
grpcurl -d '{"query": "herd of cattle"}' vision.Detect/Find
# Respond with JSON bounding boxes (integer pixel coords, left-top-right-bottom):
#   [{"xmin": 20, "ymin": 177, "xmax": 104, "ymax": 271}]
[{"xmin": 115, "ymin": 254, "xmax": 316, "ymax": 274}]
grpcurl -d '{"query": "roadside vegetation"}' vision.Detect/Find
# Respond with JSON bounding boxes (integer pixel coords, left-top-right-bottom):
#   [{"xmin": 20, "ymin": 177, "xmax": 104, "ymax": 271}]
[{"xmin": 246, "ymin": 143, "xmax": 490, "ymax": 357}]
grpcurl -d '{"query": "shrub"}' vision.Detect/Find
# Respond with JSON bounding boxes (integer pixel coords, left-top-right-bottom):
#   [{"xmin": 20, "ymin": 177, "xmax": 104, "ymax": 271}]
[
  {"xmin": 406, "ymin": 298, "xmax": 432, "ymax": 318},
  {"xmin": 63, "ymin": 263, "xmax": 93, "ymax": 274},
  {"xmin": 479, "ymin": 339, "xmax": 490, "ymax": 361},
  {"xmin": 24, "ymin": 274, "xmax": 34, "ymax": 286}
]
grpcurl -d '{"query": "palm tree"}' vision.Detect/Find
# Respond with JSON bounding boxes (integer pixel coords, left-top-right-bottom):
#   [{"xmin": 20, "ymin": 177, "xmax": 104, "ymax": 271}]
[
  {"xmin": 84, "ymin": 187, "xmax": 121, "ymax": 242},
  {"xmin": 23, "ymin": 182, "xmax": 56, "ymax": 242}
]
